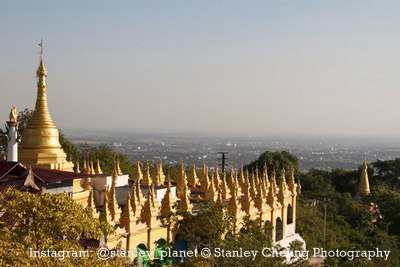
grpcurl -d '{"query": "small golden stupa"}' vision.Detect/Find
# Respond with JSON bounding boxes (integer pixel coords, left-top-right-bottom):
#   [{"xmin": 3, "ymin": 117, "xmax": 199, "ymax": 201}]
[
  {"xmin": 358, "ymin": 160, "xmax": 370, "ymax": 195},
  {"xmin": 18, "ymin": 41, "xmax": 74, "ymax": 171}
]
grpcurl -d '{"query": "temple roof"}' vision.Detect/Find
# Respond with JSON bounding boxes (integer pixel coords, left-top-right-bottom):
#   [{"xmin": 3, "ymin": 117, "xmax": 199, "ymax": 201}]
[{"xmin": 0, "ymin": 160, "xmax": 101, "ymax": 184}]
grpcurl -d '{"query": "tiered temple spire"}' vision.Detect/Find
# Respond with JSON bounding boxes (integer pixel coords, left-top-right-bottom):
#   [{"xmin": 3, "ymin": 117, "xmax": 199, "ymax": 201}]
[
  {"xmin": 142, "ymin": 161, "xmax": 153, "ymax": 186},
  {"xmin": 134, "ymin": 161, "xmax": 143, "ymax": 183},
  {"xmin": 19, "ymin": 45, "xmax": 73, "ymax": 171},
  {"xmin": 95, "ymin": 159, "xmax": 103, "ymax": 174},
  {"xmin": 120, "ymin": 193, "xmax": 136, "ymax": 232},
  {"xmin": 187, "ymin": 163, "xmax": 199, "ymax": 187},
  {"xmin": 161, "ymin": 176, "xmax": 176, "ymax": 216},
  {"xmin": 200, "ymin": 163, "xmax": 209, "ymax": 192},
  {"xmin": 177, "ymin": 162, "xmax": 188, "ymax": 199}
]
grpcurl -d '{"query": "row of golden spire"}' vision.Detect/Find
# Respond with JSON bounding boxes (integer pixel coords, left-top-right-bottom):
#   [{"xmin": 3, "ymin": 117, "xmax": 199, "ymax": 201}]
[{"xmin": 86, "ymin": 160, "xmax": 300, "ymax": 233}]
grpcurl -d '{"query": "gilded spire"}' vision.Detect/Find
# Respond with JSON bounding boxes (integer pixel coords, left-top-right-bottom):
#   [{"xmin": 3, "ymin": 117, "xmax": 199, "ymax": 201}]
[
  {"xmin": 142, "ymin": 161, "xmax": 152, "ymax": 186},
  {"xmin": 262, "ymin": 162, "xmax": 269, "ymax": 197},
  {"xmin": 220, "ymin": 172, "xmax": 230, "ymax": 200},
  {"xmin": 288, "ymin": 164, "xmax": 297, "ymax": 194},
  {"xmin": 358, "ymin": 160, "xmax": 370, "ymax": 195},
  {"xmin": 161, "ymin": 176, "xmax": 176, "ymax": 216},
  {"xmin": 120, "ymin": 193, "xmax": 136, "ymax": 232},
  {"xmin": 179, "ymin": 182, "xmax": 193, "ymax": 212},
  {"xmin": 19, "ymin": 42, "xmax": 73, "ymax": 171},
  {"xmin": 177, "ymin": 162, "xmax": 188, "ymax": 199},
  {"xmin": 100, "ymin": 188, "xmax": 114, "ymax": 226},
  {"xmin": 200, "ymin": 163, "xmax": 209, "ymax": 191},
  {"xmin": 254, "ymin": 165, "xmax": 260, "ymax": 189},
  {"xmin": 89, "ymin": 160, "xmax": 95, "ymax": 175},
  {"xmin": 108, "ymin": 184, "xmax": 121, "ymax": 222},
  {"xmin": 32, "ymin": 40, "xmax": 53, "ymax": 128},
  {"xmin": 205, "ymin": 171, "xmax": 217, "ymax": 202},
  {"xmin": 135, "ymin": 177, "xmax": 143, "ymax": 206},
  {"xmin": 95, "ymin": 159, "xmax": 103, "ymax": 174},
  {"xmin": 140, "ymin": 191, "xmax": 157, "ymax": 227},
  {"xmin": 87, "ymin": 190, "xmax": 98, "ymax": 219},
  {"xmin": 278, "ymin": 168, "xmax": 289, "ymax": 205},
  {"xmin": 249, "ymin": 172, "xmax": 256, "ymax": 201},
  {"xmin": 255, "ymin": 182, "xmax": 265, "ymax": 213},
  {"xmin": 116, "ymin": 158, "xmax": 123, "ymax": 176},
  {"xmin": 213, "ymin": 162, "xmax": 220, "ymax": 191},
  {"xmin": 241, "ymin": 175, "xmax": 252, "ymax": 215},
  {"xmin": 267, "ymin": 169, "xmax": 280, "ymax": 209},
  {"xmin": 75, "ymin": 159, "xmax": 80, "ymax": 173},
  {"xmin": 187, "ymin": 163, "xmax": 198, "ymax": 187},
  {"xmin": 134, "ymin": 161, "xmax": 143, "ymax": 183},
  {"xmin": 83, "ymin": 159, "xmax": 87, "ymax": 173},
  {"xmin": 234, "ymin": 169, "xmax": 242, "ymax": 196}
]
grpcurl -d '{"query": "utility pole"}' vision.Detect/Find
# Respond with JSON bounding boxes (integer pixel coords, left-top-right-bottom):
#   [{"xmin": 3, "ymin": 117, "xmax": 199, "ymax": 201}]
[{"xmin": 217, "ymin": 152, "xmax": 229, "ymax": 174}]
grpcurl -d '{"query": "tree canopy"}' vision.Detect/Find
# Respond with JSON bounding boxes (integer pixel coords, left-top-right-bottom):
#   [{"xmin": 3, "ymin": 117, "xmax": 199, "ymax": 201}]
[{"xmin": 0, "ymin": 189, "xmax": 131, "ymax": 266}]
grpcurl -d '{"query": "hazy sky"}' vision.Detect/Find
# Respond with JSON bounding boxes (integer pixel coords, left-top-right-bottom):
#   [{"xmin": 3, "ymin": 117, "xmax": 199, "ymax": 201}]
[{"xmin": 1, "ymin": 1, "xmax": 400, "ymax": 137}]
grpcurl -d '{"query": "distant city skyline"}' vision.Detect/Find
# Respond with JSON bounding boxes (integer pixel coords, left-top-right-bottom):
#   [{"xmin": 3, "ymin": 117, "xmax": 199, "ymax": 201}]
[{"xmin": 1, "ymin": 1, "xmax": 400, "ymax": 137}]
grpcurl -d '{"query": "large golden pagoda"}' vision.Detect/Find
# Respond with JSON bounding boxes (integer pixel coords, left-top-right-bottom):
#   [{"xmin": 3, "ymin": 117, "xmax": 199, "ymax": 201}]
[{"xmin": 18, "ymin": 48, "xmax": 74, "ymax": 171}]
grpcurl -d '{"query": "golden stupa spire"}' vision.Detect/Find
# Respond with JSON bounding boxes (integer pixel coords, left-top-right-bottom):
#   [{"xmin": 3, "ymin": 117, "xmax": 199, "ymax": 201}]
[
  {"xmin": 161, "ymin": 176, "xmax": 176, "ymax": 216},
  {"xmin": 87, "ymin": 190, "xmax": 98, "ymax": 219},
  {"xmin": 288, "ymin": 164, "xmax": 297, "ymax": 194},
  {"xmin": 142, "ymin": 161, "xmax": 153, "ymax": 186},
  {"xmin": 205, "ymin": 171, "xmax": 217, "ymax": 202},
  {"xmin": 220, "ymin": 172, "xmax": 230, "ymax": 200},
  {"xmin": 75, "ymin": 159, "xmax": 80, "ymax": 173},
  {"xmin": 241, "ymin": 175, "xmax": 252, "ymax": 215},
  {"xmin": 267, "ymin": 169, "xmax": 280, "ymax": 209},
  {"xmin": 100, "ymin": 188, "xmax": 114, "ymax": 226},
  {"xmin": 135, "ymin": 177, "xmax": 143, "ymax": 206},
  {"xmin": 358, "ymin": 160, "xmax": 370, "ymax": 195},
  {"xmin": 180, "ymin": 184, "xmax": 193, "ymax": 212},
  {"xmin": 213, "ymin": 162, "xmax": 220, "ymax": 191},
  {"xmin": 187, "ymin": 163, "xmax": 198, "ymax": 187},
  {"xmin": 89, "ymin": 161, "xmax": 95, "ymax": 175},
  {"xmin": 83, "ymin": 159, "xmax": 87, "ymax": 173},
  {"xmin": 177, "ymin": 162, "xmax": 188, "ymax": 199},
  {"xmin": 134, "ymin": 161, "xmax": 143, "ymax": 183},
  {"xmin": 19, "ymin": 40, "xmax": 73, "ymax": 171},
  {"xmin": 200, "ymin": 162, "xmax": 209, "ymax": 192},
  {"xmin": 95, "ymin": 159, "xmax": 103, "ymax": 174},
  {"xmin": 120, "ymin": 193, "xmax": 136, "ymax": 232}
]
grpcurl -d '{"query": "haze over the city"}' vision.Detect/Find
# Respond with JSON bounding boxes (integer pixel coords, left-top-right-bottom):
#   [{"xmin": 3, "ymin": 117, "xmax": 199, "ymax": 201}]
[{"xmin": 1, "ymin": 1, "xmax": 400, "ymax": 137}]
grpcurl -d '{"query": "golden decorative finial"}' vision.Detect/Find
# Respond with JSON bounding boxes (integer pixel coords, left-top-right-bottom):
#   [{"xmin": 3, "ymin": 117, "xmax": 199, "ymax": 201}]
[
  {"xmin": 9, "ymin": 106, "xmax": 17, "ymax": 122},
  {"xmin": 95, "ymin": 158, "xmax": 103, "ymax": 174},
  {"xmin": 75, "ymin": 159, "xmax": 80, "ymax": 173},
  {"xmin": 116, "ymin": 158, "xmax": 123, "ymax": 175},
  {"xmin": 187, "ymin": 163, "xmax": 198, "ymax": 187},
  {"xmin": 134, "ymin": 161, "xmax": 143, "ymax": 183},
  {"xmin": 180, "ymin": 184, "xmax": 193, "ymax": 212}
]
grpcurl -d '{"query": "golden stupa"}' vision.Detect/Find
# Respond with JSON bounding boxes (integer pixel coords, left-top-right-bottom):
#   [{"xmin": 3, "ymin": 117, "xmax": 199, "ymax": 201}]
[
  {"xmin": 358, "ymin": 160, "xmax": 370, "ymax": 195},
  {"xmin": 18, "ymin": 45, "xmax": 74, "ymax": 171}
]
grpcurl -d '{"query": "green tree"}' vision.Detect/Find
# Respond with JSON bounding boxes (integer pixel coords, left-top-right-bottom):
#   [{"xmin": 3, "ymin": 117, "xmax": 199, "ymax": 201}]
[
  {"xmin": 0, "ymin": 189, "xmax": 131, "ymax": 266},
  {"xmin": 246, "ymin": 151, "xmax": 299, "ymax": 177}
]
